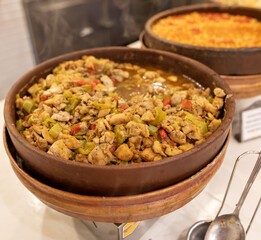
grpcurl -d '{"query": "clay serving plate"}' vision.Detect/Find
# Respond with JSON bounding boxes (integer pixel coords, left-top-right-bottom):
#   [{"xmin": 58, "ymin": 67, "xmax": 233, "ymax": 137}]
[
  {"xmin": 144, "ymin": 3, "xmax": 261, "ymax": 75},
  {"xmin": 4, "ymin": 47, "xmax": 235, "ymax": 196},
  {"xmin": 3, "ymin": 127, "xmax": 231, "ymax": 222}
]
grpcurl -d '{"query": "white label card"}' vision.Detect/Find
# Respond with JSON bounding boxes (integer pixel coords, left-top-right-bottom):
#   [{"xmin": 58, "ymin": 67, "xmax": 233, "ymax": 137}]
[{"xmin": 241, "ymin": 106, "xmax": 261, "ymax": 142}]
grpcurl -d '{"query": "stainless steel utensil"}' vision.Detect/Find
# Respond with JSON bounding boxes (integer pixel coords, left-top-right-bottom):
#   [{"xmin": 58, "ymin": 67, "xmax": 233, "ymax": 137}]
[{"xmin": 186, "ymin": 151, "xmax": 261, "ymax": 240}]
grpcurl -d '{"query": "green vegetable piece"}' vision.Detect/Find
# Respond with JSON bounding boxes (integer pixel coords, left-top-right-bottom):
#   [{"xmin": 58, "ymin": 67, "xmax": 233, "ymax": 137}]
[
  {"xmin": 28, "ymin": 115, "xmax": 40, "ymax": 125},
  {"xmin": 16, "ymin": 119, "xmax": 24, "ymax": 132},
  {"xmin": 63, "ymin": 90, "xmax": 73, "ymax": 99},
  {"xmin": 149, "ymin": 107, "xmax": 167, "ymax": 126},
  {"xmin": 207, "ymin": 97, "xmax": 213, "ymax": 103},
  {"xmin": 148, "ymin": 124, "xmax": 159, "ymax": 136},
  {"xmin": 82, "ymin": 84, "xmax": 92, "ymax": 93},
  {"xmin": 44, "ymin": 117, "xmax": 56, "ymax": 127},
  {"xmin": 77, "ymin": 142, "xmax": 95, "ymax": 155},
  {"xmin": 185, "ymin": 113, "xmax": 208, "ymax": 134},
  {"xmin": 114, "ymin": 125, "xmax": 125, "ymax": 145},
  {"xmin": 171, "ymin": 123, "xmax": 180, "ymax": 130},
  {"xmin": 48, "ymin": 123, "xmax": 63, "ymax": 139},
  {"xmin": 22, "ymin": 99, "xmax": 35, "ymax": 114},
  {"xmin": 93, "ymin": 101, "xmax": 117, "ymax": 109},
  {"xmin": 65, "ymin": 98, "xmax": 79, "ymax": 112},
  {"xmin": 133, "ymin": 115, "xmax": 145, "ymax": 124}
]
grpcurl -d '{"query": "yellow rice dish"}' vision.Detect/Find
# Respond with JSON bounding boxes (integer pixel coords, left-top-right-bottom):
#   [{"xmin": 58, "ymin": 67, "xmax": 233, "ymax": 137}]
[{"xmin": 152, "ymin": 12, "xmax": 261, "ymax": 48}]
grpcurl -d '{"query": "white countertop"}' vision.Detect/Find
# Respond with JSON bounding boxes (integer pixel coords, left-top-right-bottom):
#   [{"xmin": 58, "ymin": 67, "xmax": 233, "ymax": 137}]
[{"xmin": 0, "ymin": 92, "xmax": 261, "ymax": 239}]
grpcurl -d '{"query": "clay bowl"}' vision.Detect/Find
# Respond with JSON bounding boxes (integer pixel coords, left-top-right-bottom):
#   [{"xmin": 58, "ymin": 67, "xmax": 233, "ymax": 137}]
[
  {"xmin": 144, "ymin": 3, "xmax": 261, "ymax": 75},
  {"xmin": 4, "ymin": 47, "xmax": 235, "ymax": 196},
  {"xmin": 140, "ymin": 32, "xmax": 261, "ymax": 99},
  {"xmin": 3, "ymin": 127, "xmax": 231, "ymax": 222}
]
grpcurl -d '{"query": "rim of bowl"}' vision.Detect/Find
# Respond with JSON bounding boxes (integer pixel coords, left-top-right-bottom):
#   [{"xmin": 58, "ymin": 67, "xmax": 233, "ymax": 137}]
[
  {"xmin": 4, "ymin": 46, "xmax": 235, "ymax": 170},
  {"xmin": 145, "ymin": 3, "xmax": 261, "ymax": 53}
]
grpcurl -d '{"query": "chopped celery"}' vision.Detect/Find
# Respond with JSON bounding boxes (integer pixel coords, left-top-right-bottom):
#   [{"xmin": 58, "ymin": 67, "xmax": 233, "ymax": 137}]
[
  {"xmin": 63, "ymin": 90, "xmax": 72, "ymax": 99},
  {"xmin": 65, "ymin": 98, "xmax": 79, "ymax": 112},
  {"xmin": 43, "ymin": 117, "xmax": 56, "ymax": 126},
  {"xmin": 133, "ymin": 115, "xmax": 145, "ymax": 124},
  {"xmin": 16, "ymin": 119, "xmax": 24, "ymax": 132},
  {"xmin": 77, "ymin": 142, "xmax": 95, "ymax": 155},
  {"xmin": 148, "ymin": 124, "xmax": 158, "ymax": 136},
  {"xmin": 114, "ymin": 125, "xmax": 125, "ymax": 145},
  {"xmin": 22, "ymin": 99, "xmax": 35, "ymax": 114},
  {"xmin": 48, "ymin": 123, "xmax": 63, "ymax": 139},
  {"xmin": 82, "ymin": 84, "xmax": 92, "ymax": 93},
  {"xmin": 207, "ymin": 97, "xmax": 213, "ymax": 103},
  {"xmin": 171, "ymin": 123, "xmax": 180, "ymax": 130},
  {"xmin": 149, "ymin": 107, "xmax": 166, "ymax": 126},
  {"xmin": 185, "ymin": 113, "xmax": 208, "ymax": 134},
  {"xmin": 93, "ymin": 101, "xmax": 117, "ymax": 109},
  {"xmin": 28, "ymin": 115, "xmax": 40, "ymax": 125}
]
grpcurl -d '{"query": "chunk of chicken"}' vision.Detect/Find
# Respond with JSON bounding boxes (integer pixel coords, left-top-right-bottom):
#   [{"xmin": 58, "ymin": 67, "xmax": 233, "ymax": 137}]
[
  {"xmin": 214, "ymin": 88, "xmax": 226, "ymax": 98},
  {"xmin": 109, "ymin": 112, "xmax": 133, "ymax": 125},
  {"xmin": 48, "ymin": 140, "xmax": 73, "ymax": 160},
  {"xmin": 42, "ymin": 126, "xmax": 55, "ymax": 144},
  {"xmin": 126, "ymin": 121, "xmax": 150, "ymax": 138},
  {"xmin": 212, "ymin": 97, "xmax": 224, "ymax": 110},
  {"xmin": 114, "ymin": 144, "xmax": 133, "ymax": 161},
  {"xmin": 141, "ymin": 110, "xmax": 155, "ymax": 122},
  {"xmin": 128, "ymin": 136, "xmax": 142, "ymax": 149},
  {"xmin": 208, "ymin": 119, "xmax": 221, "ymax": 132},
  {"xmin": 171, "ymin": 91, "xmax": 187, "ymax": 105},
  {"xmin": 88, "ymin": 146, "xmax": 109, "ymax": 165},
  {"xmin": 51, "ymin": 111, "xmax": 72, "ymax": 121},
  {"xmin": 32, "ymin": 131, "xmax": 48, "ymax": 150},
  {"xmin": 152, "ymin": 141, "xmax": 166, "ymax": 156},
  {"xmin": 144, "ymin": 71, "xmax": 159, "ymax": 79},
  {"xmin": 112, "ymin": 69, "xmax": 129, "ymax": 82},
  {"xmin": 100, "ymin": 75, "xmax": 114, "ymax": 88},
  {"xmin": 169, "ymin": 129, "xmax": 186, "ymax": 145},
  {"xmin": 99, "ymin": 131, "xmax": 115, "ymax": 144},
  {"xmin": 98, "ymin": 108, "xmax": 111, "ymax": 118},
  {"xmin": 59, "ymin": 134, "xmax": 81, "ymax": 149},
  {"xmin": 75, "ymin": 154, "xmax": 88, "ymax": 163},
  {"xmin": 165, "ymin": 146, "xmax": 182, "ymax": 156},
  {"xmin": 140, "ymin": 148, "xmax": 162, "ymax": 162}
]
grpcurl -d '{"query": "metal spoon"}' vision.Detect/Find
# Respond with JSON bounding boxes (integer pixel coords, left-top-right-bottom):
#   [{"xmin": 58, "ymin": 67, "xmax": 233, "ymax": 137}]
[
  {"xmin": 186, "ymin": 151, "xmax": 261, "ymax": 240},
  {"xmin": 204, "ymin": 152, "xmax": 261, "ymax": 240}
]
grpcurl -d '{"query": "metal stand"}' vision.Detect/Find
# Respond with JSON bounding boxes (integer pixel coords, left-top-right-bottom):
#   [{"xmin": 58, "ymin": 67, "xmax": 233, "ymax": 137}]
[{"xmin": 80, "ymin": 218, "xmax": 158, "ymax": 240}]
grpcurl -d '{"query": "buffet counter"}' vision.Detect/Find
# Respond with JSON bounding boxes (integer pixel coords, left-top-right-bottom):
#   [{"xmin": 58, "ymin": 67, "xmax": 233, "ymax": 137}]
[{"xmin": 0, "ymin": 77, "xmax": 260, "ymax": 239}]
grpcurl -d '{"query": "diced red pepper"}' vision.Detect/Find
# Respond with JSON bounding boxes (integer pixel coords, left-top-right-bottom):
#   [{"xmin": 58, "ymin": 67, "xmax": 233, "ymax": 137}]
[
  {"xmin": 93, "ymin": 78, "xmax": 100, "ymax": 85},
  {"xmin": 41, "ymin": 95, "xmax": 48, "ymax": 101},
  {"xmin": 181, "ymin": 99, "xmax": 192, "ymax": 109},
  {"xmin": 109, "ymin": 143, "xmax": 117, "ymax": 154},
  {"xmin": 87, "ymin": 68, "xmax": 95, "ymax": 75},
  {"xmin": 89, "ymin": 124, "xmax": 96, "ymax": 130},
  {"xmin": 113, "ymin": 96, "xmax": 118, "ymax": 101},
  {"xmin": 159, "ymin": 128, "xmax": 168, "ymax": 139},
  {"xmin": 110, "ymin": 77, "xmax": 117, "ymax": 84},
  {"xmin": 73, "ymin": 79, "xmax": 89, "ymax": 85},
  {"xmin": 93, "ymin": 63, "xmax": 98, "ymax": 70},
  {"xmin": 163, "ymin": 97, "xmax": 171, "ymax": 106},
  {"xmin": 119, "ymin": 105, "xmax": 128, "ymax": 112},
  {"xmin": 70, "ymin": 123, "xmax": 80, "ymax": 135}
]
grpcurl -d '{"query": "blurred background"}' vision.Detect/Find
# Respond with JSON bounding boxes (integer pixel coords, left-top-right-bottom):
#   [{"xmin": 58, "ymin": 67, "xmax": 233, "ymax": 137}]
[{"xmin": 0, "ymin": 0, "xmax": 204, "ymax": 99}]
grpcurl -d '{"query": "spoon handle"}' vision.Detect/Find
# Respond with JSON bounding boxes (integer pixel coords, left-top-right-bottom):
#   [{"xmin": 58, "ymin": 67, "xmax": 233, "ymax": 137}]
[
  {"xmin": 233, "ymin": 152, "xmax": 261, "ymax": 216},
  {"xmin": 215, "ymin": 151, "xmax": 260, "ymax": 218}
]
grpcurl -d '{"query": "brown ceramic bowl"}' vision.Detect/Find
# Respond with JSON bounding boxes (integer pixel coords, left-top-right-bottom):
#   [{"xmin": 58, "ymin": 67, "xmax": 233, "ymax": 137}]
[
  {"xmin": 144, "ymin": 3, "xmax": 261, "ymax": 75},
  {"xmin": 4, "ymin": 47, "xmax": 235, "ymax": 196},
  {"xmin": 3, "ymin": 127, "xmax": 231, "ymax": 222}
]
